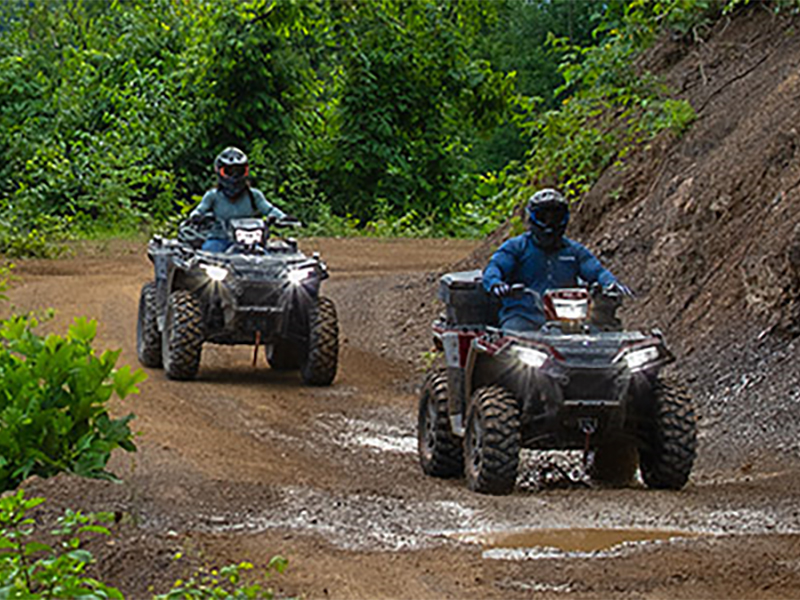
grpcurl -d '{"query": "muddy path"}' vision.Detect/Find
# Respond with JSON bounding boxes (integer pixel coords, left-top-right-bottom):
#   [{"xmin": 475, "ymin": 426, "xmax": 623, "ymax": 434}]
[{"xmin": 8, "ymin": 238, "xmax": 800, "ymax": 599}]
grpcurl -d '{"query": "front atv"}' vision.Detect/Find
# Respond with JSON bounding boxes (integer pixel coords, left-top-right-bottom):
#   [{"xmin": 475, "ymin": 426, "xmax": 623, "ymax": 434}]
[
  {"xmin": 417, "ymin": 270, "xmax": 696, "ymax": 494},
  {"xmin": 137, "ymin": 217, "xmax": 339, "ymax": 386}
]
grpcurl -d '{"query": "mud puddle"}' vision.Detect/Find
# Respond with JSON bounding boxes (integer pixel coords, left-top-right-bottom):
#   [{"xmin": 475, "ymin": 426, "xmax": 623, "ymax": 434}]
[{"xmin": 454, "ymin": 527, "xmax": 701, "ymax": 560}]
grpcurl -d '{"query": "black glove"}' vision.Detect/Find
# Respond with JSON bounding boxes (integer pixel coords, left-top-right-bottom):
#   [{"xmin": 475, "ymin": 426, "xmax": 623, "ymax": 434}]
[
  {"xmin": 491, "ymin": 282, "xmax": 511, "ymax": 298},
  {"xmin": 605, "ymin": 281, "xmax": 634, "ymax": 297},
  {"xmin": 281, "ymin": 215, "xmax": 302, "ymax": 227}
]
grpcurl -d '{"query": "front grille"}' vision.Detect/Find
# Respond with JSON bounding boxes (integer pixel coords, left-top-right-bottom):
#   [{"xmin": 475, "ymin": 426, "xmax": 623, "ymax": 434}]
[
  {"xmin": 237, "ymin": 283, "xmax": 282, "ymax": 307},
  {"xmin": 562, "ymin": 368, "xmax": 618, "ymax": 401}
]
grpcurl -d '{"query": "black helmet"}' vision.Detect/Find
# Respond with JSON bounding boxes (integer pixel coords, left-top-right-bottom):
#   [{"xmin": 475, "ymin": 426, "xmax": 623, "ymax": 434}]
[
  {"xmin": 214, "ymin": 146, "xmax": 249, "ymax": 198},
  {"xmin": 526, "ymin": 188, "xmax": 569, "ymax": 249}
]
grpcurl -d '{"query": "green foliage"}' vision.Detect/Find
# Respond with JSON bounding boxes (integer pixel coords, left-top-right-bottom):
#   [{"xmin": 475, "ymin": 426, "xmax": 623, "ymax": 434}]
[
  {"xmin": 0, "ymin": 489, "xmax": 122, "ymax": 599},
  {"xmin": 505, "ymin": 1, "xmax": 698, "ymax": 203},
  {"xmin": 0, "ymin": 314, "xmax": 143, "ymax": 491},
  {"xmin": 321, "ymin": 0, "xmax": 514, "ymax": 224},
  {"xmin": 155, "ymin": 555, "xmax": 288, "ymax": 600},
  {"xmin": 0, "ymin": 0, "xmax": 738, "ymax": 241}
]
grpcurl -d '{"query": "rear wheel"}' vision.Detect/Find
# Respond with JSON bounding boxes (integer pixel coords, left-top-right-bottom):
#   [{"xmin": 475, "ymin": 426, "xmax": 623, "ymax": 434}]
[
  {"xmin": 162, "ymin": 290, "xmax": 204, "ymax": 380},
  {"xmin": 464, "ymin": 385, "xmax": 520, "ymax": 495},
  {"xmin": 417, "ymin": 370, "xmax": 463, "ymax": 478},
  {"xmin": 136, "ymin": 281, "xmax": 162, "ymax": 368},
  {"xmin": 639, "ymin": 378, "xmax": 697, "ymax": 490},
  {"xmin": 300, "ymin": 296, "xmax": 339, "ymax": 386}
]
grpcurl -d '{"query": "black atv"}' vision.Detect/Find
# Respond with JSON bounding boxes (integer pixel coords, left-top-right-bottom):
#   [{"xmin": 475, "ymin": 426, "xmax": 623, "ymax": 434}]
[
  {"xmin": 417, "ymin": 270, "xmax": 697, "ymax": 494},
  {"xmin": 136, "ymin": 215, "xmax": 338, "ymax": 386}
]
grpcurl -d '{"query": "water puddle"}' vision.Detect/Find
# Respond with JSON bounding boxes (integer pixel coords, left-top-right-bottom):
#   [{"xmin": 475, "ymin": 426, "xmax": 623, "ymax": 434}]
[
  {"xmin": 319, "ymin": 414, "xmax": 417, "ymax": 455},
  {"xmin": 454, "ymin": 527, "xmax": 700, "ymax": 560}
]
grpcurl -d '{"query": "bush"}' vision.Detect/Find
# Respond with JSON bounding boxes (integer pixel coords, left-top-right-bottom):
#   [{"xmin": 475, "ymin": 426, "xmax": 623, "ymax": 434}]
[
  {"xmin": 0, "ymin": 489, "xmax": 122, "ymax": 599},
  {"xmin": 0, "ymin": 314, "xmax": 144, "ymax": 491}
]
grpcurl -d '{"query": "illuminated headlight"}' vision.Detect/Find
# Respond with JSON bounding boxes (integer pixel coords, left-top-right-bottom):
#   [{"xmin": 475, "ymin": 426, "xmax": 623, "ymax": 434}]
[
  {"xmin": 514, "ymin": 347, "xmax": 549, "ymax": 369},
  {"xmin": 287, "ymin": 267, "xmax": 315, "ymax": 286},
  {"xmin": 202, "ymin": 264, "xmax": 229, "ymax": 282},
  {"xmin": 622, "ymin": 346, "xmax": 660, "ymax": 371}
]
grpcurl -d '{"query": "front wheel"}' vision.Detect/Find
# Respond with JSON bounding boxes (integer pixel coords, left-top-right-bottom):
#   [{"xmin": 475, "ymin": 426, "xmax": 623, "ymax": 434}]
[
  {"xmin": 300, "ymin": 296, "xmax": 339, "ymax": 386},
  {"xmin": 464, "ymin": 385, "xmax": 520, "ymax": 495},
  {"xmin": 417, "ymin": 370, "xmax": 463, "ymax": 478},
  {"xmin": 137, "ymin": 281, "xmax": 162, "ymax": 368},
  {"xmin": 162, "ymin": 290, "xmax": 204, "ymax": 381},
  {"xmin": 639, "ymin": 377, "xmax": 697, "ymax": 490}
]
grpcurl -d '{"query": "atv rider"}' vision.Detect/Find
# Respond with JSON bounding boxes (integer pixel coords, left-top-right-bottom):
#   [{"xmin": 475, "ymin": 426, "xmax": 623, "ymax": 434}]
[
  {"xmin": 189, "ymin": 147, "xmax": 294, "ymax": 252},
  {"xmin": 483, "ymin": 188, "xmax": 631, "ymax": 332}
]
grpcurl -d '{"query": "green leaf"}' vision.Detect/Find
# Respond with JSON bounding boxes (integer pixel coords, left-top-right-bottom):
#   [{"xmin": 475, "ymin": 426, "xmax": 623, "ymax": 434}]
[
  {"xmin": 111, "ymin": 366, "xmax": 147, "ymax": 400},
  {"xmin": 23, "ymin": 541, "xmax": 52, "ymax": 556},
  {"xmin": 68, "ymin": 318, "xmax": 97, "ymax": 344}
]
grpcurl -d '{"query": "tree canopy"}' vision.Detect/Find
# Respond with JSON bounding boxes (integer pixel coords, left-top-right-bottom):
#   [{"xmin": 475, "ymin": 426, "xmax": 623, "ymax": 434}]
[{"xmin": 0, "ymin": 0, "xmax": 725, "ymax": 252}]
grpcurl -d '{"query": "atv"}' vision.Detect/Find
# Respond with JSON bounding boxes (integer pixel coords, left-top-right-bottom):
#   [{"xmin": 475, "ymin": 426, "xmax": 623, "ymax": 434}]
[
  {"xmin": 417, "ymin": 270, "xmax": 697, "ymax": 494},
  {"xmin": 136, "ymin": 215, "xmax": 338, "ymax": 386}
]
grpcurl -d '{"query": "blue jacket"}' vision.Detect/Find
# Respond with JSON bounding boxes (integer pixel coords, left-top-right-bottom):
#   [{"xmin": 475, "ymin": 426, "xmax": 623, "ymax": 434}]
[{"xmin": 482, "ymin": 232, "xmax": 617, "ymax": 326}]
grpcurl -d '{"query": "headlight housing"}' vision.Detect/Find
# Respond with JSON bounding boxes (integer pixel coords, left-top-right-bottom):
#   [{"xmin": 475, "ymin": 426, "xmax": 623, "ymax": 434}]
[
  {"xmin": 514, "ymin": 346, "xmax": 549, "ymax": 369},
  {"xmin": 615, "ymin": 345, "xmax": 662, "ymax": 373},
  {"xmin": 201, "ymin": 264, "xmax": 229, "ymax": 282},
  {"xmin": 287, "ymin": 266, "xmax": 315, "ymax": 286}
]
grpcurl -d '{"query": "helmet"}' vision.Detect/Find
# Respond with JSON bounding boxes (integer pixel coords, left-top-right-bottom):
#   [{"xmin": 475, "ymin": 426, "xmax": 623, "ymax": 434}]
[
  {"xmin": 214, "ymin": 147, "xmax": 249, "ymax": 198},
  {"xmin": 526, "ymin": 188, "xmax": 569, "ymax": 249}
]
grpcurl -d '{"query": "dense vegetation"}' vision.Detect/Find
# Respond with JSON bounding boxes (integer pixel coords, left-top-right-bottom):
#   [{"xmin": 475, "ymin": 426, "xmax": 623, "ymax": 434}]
[{"xmin": 0, "ymin": 0, "xmax": 760, "ymax": 254}]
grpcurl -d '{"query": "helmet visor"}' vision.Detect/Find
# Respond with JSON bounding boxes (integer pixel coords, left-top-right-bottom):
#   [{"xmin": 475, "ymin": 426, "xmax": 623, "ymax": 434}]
[
  {"xmin": 220, "ymin": 164, "xmax": 247, "ymax": 179},
  {"xmin": 532, "ymin": 205, "xmax": 568, "ymax": 229}
]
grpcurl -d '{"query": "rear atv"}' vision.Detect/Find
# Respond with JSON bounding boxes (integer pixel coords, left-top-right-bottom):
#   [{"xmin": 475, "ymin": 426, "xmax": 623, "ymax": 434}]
[
  {"xmin": 137, "ymin": 216, "xmax": 339, "ymax": 386},
  {"xmin": 417, "ymin": 270, "xmax": 697, "ymax": 494}
]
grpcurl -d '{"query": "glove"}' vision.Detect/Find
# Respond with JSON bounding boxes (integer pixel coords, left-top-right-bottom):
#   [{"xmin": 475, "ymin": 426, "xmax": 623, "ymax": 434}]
[
  {"xmin": 282, "ymin": 215, "xmax": 303, "ymax": 227},
  {"xmin": 187, "ymin": 213, "xmax": 204, "ymax": 225},
  {"xmin": 491, "ymin": 282, "xmax": 511, "ymax": 298},
  {"xmin": 605, "ymin": 281, "xmax": 634, "ymax": 297}
]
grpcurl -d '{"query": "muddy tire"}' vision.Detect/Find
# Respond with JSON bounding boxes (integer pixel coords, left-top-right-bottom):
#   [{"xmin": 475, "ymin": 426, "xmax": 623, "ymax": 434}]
[
  {"xmin": 267, "ymin": 339, "xmax": 301, "ymax": 371},
  {"xmin": 590, "ymin": 440, "xmax": 638, "ymax": 487},
  {"xmin": 418, "ymin": 370, "xmax": 463, "ymax": 478},
  {"xmin": 300, "ymin": 296, "xmax": 338, "ymax": 386},
  {"xmin": 464, "ymin": 385, "xmax": 520, "ymax": 495},
  {"xmin": 639, "ymin": 378, "xmax": 697, "ymax": 490},
  {"xmin": 162, "ymin": 290, "xmax": 204, "ymax": 381},
  {"xmin": 137, "ymin": 281, "xmax": 162, "ymax": 368}
]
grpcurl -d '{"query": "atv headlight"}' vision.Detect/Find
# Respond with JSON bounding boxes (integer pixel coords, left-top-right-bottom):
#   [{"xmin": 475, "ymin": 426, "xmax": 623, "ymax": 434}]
[
  {"xmin": 202, "ymin": 264, "xmax": 229, "ymax": 282},
  {"xmin": 287, "ymin": 267, "xmax": 315, "ymax": 286},
  {"xmin": 621, "ymin": 346, "xmax": 659, "ymax": 372},
  {"xmin": 514, "ymin": 346, "xmax": 549, "ymax": 369}
]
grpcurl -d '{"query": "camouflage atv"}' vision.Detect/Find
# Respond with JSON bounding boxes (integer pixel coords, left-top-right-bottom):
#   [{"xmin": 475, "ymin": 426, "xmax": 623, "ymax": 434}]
[
  {"xmin": 417, "ymin": 270, "xmax": 697, "ymax": 494},
  {"xmin": 137, "ymin": 215, "xmax": 338, "ymax": 385}
]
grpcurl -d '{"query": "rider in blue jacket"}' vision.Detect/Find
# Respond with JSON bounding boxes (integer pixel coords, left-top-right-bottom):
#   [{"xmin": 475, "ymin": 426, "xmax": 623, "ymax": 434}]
[{"xmin": 483, "ymin": 188, "xmax": 630, "ymax": 331}]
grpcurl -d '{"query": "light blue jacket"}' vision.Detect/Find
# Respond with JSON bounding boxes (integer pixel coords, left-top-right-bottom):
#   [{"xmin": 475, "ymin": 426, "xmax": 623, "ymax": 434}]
[{"xmin": 190, "ymin": 188, "xmax": 286, "ymax": 239}]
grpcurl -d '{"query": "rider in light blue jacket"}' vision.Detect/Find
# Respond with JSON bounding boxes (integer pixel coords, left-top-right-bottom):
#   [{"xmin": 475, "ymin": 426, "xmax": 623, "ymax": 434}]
[
  {"xmin": 482, "ymin": 188, "xmax": 631, "ymax": 331},
  {"xmin": 189, "ymin": 147, "xmax": 290, "ymax": 252}
]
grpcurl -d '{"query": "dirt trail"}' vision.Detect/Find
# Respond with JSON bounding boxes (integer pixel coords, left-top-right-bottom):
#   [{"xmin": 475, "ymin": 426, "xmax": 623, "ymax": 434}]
[{"xmin": 8, "ymin": 238, "xmax": 800, "ymax": 599}]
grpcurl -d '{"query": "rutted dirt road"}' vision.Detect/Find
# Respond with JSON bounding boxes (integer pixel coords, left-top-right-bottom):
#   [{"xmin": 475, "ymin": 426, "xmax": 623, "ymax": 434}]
[{"xmin": 9, "ymin": 238, "xmax": 800, "ymax": 599}]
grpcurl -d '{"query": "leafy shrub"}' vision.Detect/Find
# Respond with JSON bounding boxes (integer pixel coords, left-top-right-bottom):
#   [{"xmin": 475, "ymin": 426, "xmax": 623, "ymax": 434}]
[
  {"xmin": 0, "ymin": 489, "xmax": 122, "ymax": 599},
  {"xmin": 0, "ymin": 315, "xmax": 144, "ymax": 491}
]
